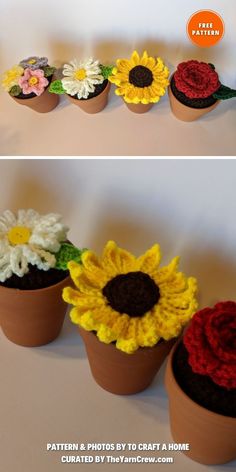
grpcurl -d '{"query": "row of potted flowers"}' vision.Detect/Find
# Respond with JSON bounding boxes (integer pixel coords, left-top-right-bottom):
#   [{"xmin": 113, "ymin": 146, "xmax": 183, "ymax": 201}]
[
  {"xmin": 0, "ymin": 209, "xmax": 235, "ymax": 466},
  {"xmin": 2, "ymin": 53, "xmax": 236, "ymax": 120}
]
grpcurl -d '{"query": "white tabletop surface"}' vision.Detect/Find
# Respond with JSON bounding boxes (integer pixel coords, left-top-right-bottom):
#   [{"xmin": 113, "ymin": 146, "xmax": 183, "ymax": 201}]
[
  {"xmin": 0, "ymin": 86, "xmax": 235, "ymax": 156},
  {"xmin": 1, "ymin": 312, "xmax": 235, "ymax": 472}
]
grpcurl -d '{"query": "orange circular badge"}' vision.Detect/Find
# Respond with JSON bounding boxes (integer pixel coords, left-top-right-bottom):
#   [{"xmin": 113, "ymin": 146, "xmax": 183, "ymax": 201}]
[{"xmin": 187, "ymin": 10, "xmax": 224, "ymax": 48}]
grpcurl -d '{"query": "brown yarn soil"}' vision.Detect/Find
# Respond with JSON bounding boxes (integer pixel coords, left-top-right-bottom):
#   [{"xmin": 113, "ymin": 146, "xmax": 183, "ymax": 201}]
[
  {"xmin": 0, "ymin": 265, "xmax": 69, "ymax": 290},
  {"xmin": 17, "ymin": 74, "xmax": 53, "ymax": 100},
  {"xmin": 173, "ymin": 342, "xmax": 236, "ymax": 417},
  {"xmin": 171, "ymin": 75, "xmax": 218, "ymax": 109},
  {"xmin": 71, "ymin": 79, "xmax": 108, "ymax": 100}
]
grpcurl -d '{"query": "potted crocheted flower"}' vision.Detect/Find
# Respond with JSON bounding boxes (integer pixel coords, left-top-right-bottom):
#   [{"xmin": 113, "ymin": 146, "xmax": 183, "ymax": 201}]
[
  {"xmin": 2, "ymin": 56, "xmax": 59, "ymax": 113},
  {"xmin": 109, "ymin": 51, "xmax": 169, "ymax": 114},
  {"xmin": 165, "ymin": 301, "xmax": 236, "ymax": 465},
  {"xmin": 169, "ymin": 60, "xmax": 236, "ymax": 121},
  {"xmin": 49, "ymin": 58, "xmax": 113, "ymax": 114},
  {"xmin": 63, "ymin": 241, "xmax": 197, "ymax": 394},
  {"xmin": 0, "ymin": 209, "xmax": 85, "ymax": 347}
]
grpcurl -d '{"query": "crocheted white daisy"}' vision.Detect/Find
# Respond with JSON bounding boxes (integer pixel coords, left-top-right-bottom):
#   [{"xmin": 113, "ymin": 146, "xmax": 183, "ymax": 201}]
[
  {"xmin": 61, "ymin": 58, "xmax": 104, "ymax": 99},
  {"xmin": 0, "ymin": 209, "xmax": 68, "ymax": 282}
]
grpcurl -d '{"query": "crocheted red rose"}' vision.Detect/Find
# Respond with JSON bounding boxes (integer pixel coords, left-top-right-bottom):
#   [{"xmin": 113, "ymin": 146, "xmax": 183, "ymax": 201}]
[
  {"xmin": 174, "ymin": 60, "xmax": 221, "ymax": 99},
  {"xmin": 184, "ymin": 301, "xmax": 236, "ymax": 390}
]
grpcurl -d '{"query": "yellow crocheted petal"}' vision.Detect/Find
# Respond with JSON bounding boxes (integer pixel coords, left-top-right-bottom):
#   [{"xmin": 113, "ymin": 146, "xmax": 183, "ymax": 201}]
[
  {"xmin": 131, "ymin": 50, "xmax": 140, "ymax": 66},
  {"xmin": 137, "ymin": 244, "xmax": 161, "ymax": 275},
  {"xmin": 151, "ymin": 81, "xmax": 167, "ymax": 97},
  {"xmin": 101, "ymin": 240, "xmax": 136, "ymax": 277},
  {"xmin": 116, "ymin": 338, "xmax": 139, "ymax": 354},
  {"xmin": 152, "ymin": 57, "xmax": 165, "ymax": 73},
  {"xmin": 81, "ymin": 250, "xmax": 109, "ymax": 288},
  {"xmin": 67, "ymin": 260, "xmax": 83, "ymax": 287},
  {"xmin": 116, "ymin": 59, "xmax": 132, "ymax": 73},
  {"xmin": 109, "ymin": 75, "xmax": 120, "ymax": 85},
  {"xmin": 2, "ymin": 65, "xmax": 24, "ymax": 91},
  {"xmin": 160, "ymin": 271, "xmax": 188, "ymax": 294},
  {"xmin": 62, "ymin": 286, "xmax": 85, "ymax": 306},
  {"xmin": 153, "ymin": 256, "xmax": 180, "ymax": 284},
  {"xmin": 78, "ymin": 310, "xmax": 100, "ymax": 331},
  {"xmin": 69, "ymin": 306, "xmax": 94, "ymax": 325},
  {"xmin": 147, "ymin": 57, "xmax": 156, "ymax": 70},
  {"xmin": 97, "ymin": 324, "xmax": 117, "ymax": 344},
  {"xmin": 111, "ymin": 314, "xmax": 130, "ymax": 338},
  {"xmin": 140, "ymin": 51, "xmax": 149, "ymax": 67},
  {"xmin": 137, "ymin": 314, "xmax": 160, "ymax": 347}
]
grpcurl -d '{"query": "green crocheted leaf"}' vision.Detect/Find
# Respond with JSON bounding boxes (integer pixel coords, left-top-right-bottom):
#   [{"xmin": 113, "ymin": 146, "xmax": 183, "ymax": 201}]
[
  {"xmin": 49, "ymin": 80, "xmax": 66, "ymax": 95},
  {"xmin": 213, "ymin": 84, "xmax": 236, "ymax": 100},
  {"xmin": 55, "ymin": 243, "xmax": 87, "ymax": 270},
  {"xmin": 43, "ymin": 66, "xmax": 56, "ymax": 77},
  {"xmin": 208, "ymin": 63, "xmax": 216, "ymax": 70},
  {"xmin": 9, "ymin": 85, "xmax": 21, "ymax": 97},
  {"xmin": 100, "ymin": 65, "xmax": 114, "ymax": 80}
]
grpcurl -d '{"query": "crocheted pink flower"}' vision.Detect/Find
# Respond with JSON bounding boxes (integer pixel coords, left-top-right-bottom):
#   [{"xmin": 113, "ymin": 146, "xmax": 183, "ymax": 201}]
[{"xmin": 18, "ymin": 68, "xmax": 49, "ymax": 96}]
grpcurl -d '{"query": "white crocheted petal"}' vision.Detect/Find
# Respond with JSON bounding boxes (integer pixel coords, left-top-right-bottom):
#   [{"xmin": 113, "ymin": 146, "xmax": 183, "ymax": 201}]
[
  {"xmin": 29, "ymin": 233, "xmax": 61, "ymax": 252},
  {"xmin": 29, "ymin": 213, "xmax": 68, "ymax": 251},
  {"xmin": 10, "ymin": 246, "xmax": 29, "ymax": 278},
  {"xmin": 0, "ymin": 250, "xmax": 12, "ymax": 281},
  {"xmin": 17, "ymin": 209, "xmax": 40, "ymax": 226},
  {"xmin": 24, "ymin": 245, "xmax": 56, "ymax": 271},
  {"xmin": 0, "ymin": 258, "xmax": 12, "ymax": 282},
  {"xmin": 0, "ymin": 210, "xmax": 16, "ymax": 229}
]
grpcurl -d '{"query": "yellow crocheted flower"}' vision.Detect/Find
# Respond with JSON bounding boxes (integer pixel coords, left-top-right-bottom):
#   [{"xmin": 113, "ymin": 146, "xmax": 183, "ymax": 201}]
[
  {"xmin": 109, "ymin": 51, "xmax": 169, "ymax": 104},
  {"xmin": 63, "ymin": 241, "xmax": 198, "ymax": 354},
  {"xmin": 2, "ymin": 65, "xmax": 24, "ymax": 92}
]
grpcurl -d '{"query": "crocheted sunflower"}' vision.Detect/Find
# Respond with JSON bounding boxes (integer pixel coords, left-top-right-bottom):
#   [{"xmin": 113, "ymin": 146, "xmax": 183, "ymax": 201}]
[
  {"xmin": 109, "ymin": 51, "xmax": 169, "ymax": 104},
  {"xmin": 63, "ymin": 241, "xmax": 198, "ymax": 354}
]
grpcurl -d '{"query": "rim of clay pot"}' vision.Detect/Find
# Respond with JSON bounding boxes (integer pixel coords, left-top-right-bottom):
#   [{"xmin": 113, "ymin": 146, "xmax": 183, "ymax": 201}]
[
  {"xmin": 0, "ymin": 273, "xmax": 70, "ymax": 294},
  {"xmin": 166, "ymin": 340, "xmax": 236, "ymax": 423},
  {"xmin": 66, "ymin": 80, "xmax": 110, "ymax": 103}
]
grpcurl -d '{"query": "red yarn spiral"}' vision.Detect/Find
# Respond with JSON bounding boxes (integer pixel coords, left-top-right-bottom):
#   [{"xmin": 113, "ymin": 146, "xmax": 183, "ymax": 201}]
[
  {"xmin": 184, "ymin": 301, "xmax": 236, "ymax": 390},
  {"xmin": 174, "ymin": 60, "xmax": 221, "ymax": 99}
]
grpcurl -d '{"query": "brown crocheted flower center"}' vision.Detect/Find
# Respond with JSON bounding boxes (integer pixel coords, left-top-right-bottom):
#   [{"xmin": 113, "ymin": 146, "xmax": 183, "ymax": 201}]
[
  {"xmin": 102, "ymin": 271, "xmax": 160, "ymax": 317},
  {"xmin": 129, "ymin": 66, "xmax": 153, "ymax": 88}
]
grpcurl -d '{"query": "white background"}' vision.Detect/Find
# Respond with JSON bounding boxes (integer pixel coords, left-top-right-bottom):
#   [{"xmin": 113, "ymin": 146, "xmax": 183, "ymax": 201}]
[
  {"xmin": 1, "ymin": 159, "xmax": 236, "ymax": 472},
  {"xmin": 0, "ymin": 0, "xmax": 236, "ymax": 156}
]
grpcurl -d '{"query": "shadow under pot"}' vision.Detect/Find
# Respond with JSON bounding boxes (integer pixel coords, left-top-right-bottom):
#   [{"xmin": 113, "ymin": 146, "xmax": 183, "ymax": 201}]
[
  {"xmin": 165, "ymin": 341, "xmax": 236, "ymax": 465},
  {"xmin": 0, "ymin": 271, "xmax": 70, "ymax": 347},
  {"xmin": 168, "ymin": 74, "xmax": 219, "ymax": 122},
  {"xmin": 79, "ymin": 327, "xmax": 175, "ymax": 395},
  {"xmin": 66, "ymin": 80, "xmax": 111, "ymax": 114},
  {"xmin": 12, "ymin": 77, "xmax": 59, "ymax": 113}
]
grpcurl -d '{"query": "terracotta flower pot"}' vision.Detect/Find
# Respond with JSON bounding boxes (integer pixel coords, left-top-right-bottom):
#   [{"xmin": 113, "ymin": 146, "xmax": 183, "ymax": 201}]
[
  {"xmin": 168, "ymin": 81, "xmax": 219, "ymax": 122},
  {"xmin": 0, "ymin": 275, "xmax": 70, "ymax": 347},
  {"xmin": 12, "ymin": 86, "xmax": 59, "ymax": 113},
  {"xmin": 125, "ymin": 102, "xmax": 153, "ymax": 114},
  {"xmin": 79, "ymin": 327, "xmax": 175, "ymax": 395},
  {"xmin": 66, "ymin": 81, "xmax": 111, "ymax": 114},
  {"xmin": 165, "ymin": 342, "xmax": 236, "ymax": 465}
]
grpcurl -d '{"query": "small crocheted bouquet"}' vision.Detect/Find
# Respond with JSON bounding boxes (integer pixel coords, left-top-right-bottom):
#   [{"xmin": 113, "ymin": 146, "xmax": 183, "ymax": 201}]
[
  {"xmin": 0, "ymin": 209, "xmax": 84, "ymax": 289},
  {"xmin": 63, "ymin": 241, "xmax": 197, "ymax": 353},
  {"xmin": 2, "ymin": 56, "xmax": 56, "ymax": 98},
  {"xmin": 178, "ymin": 301, "xmax": 236, "ymax": 415},
  {"xmin": 109, "ymin": 51, "xmax": 169, "ymax": 113},
  {"xmin": 169, "ymin": 60, "xmax": 236, "ymax": 120}
]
